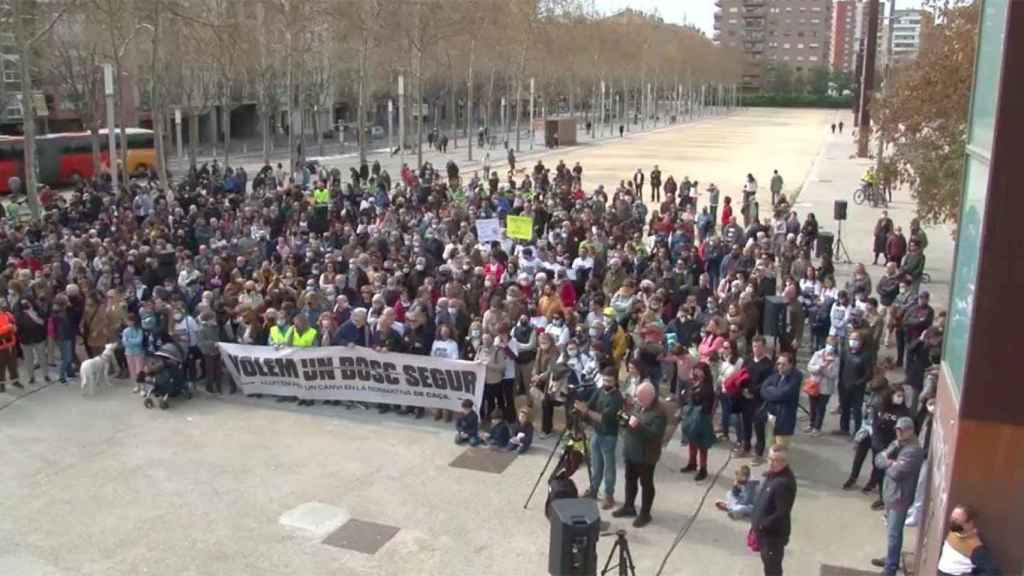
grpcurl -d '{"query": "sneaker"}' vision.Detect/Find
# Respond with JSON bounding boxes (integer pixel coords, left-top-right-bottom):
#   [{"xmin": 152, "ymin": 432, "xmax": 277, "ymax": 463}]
[
  {"xmin": 714, "ymin": 501, "xmax": 729, "ymax": 512},
  {"xmin": 870, "ymin": 499, "xmax": 885, "ymax": 511},
  {"xmin": 842, "ymin": 478, "xmax": 857, "ymax": 490},
  {"xmin": 610, "ymin": 506, "xmax": 637, "ymax": 518},
  {"xmin": 680, "ymin": 463, "xmax": 697, "ymax": 474},
  {"xmin": 731, "ymin": 448, "xmax": 752, "ymax": 458},
  {"xmin": 601, "ymin": 496, "xmax": 616, "ymax": 511},
  {"xmin": 694, "ymin": 469, "xmax": 708, "ymax": 482},
  {"xmin": 28, "ymin": 378, "xmax": 36, "ymax": 386},
  {"xmin": 581, "ymin": 488, "xmax": 597, "ymax": 499},
  {"xmin": 802, "ymin": 426, "xmax": 814, "ymax": 434},
  {"xmin": 11, "ymin": 381, "xmax": 23, "ymax": 389},
  {"xmin": 632, "ymin": 514, "xmax": 652, "ymax": 528},
  {"xmin": 870, "ymin": 558, "xmax": 886, "ymax": 568},
  {"xmin": 810, "ymin": 429, "xmax": 821, "ymax": 438}
]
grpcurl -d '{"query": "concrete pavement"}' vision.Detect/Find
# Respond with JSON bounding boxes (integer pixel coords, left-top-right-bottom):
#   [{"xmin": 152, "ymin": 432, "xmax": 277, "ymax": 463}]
[{"xmin": 0, "ymin": 108, "xmax": 951, "ymax": 576}]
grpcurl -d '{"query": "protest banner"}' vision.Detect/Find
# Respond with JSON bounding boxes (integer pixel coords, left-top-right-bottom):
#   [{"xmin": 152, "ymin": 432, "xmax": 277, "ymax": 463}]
[
  {"xmin": 218, "ymin": 343, "xmax": 485, "ymax": 412},
  {"xmin": 475, "ymin": 218, "xmax": 502, "ymax": 244},
  {"xmin": 506, "ymin": 215, "xmax": 534, "ymax": 240}
]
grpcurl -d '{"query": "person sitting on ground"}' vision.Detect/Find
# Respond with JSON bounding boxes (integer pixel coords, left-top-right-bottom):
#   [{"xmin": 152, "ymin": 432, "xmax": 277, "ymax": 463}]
[
  {"xmin": 487, "ymin": 407, "xmax": 535, "ymax": 453},
  {"xmin": 455, "ymin": 398, "xmax": 481, "ymax": 446},
  {"xmin": 714, "ymin": 464, "xmax": 760, "ymax": 520}
]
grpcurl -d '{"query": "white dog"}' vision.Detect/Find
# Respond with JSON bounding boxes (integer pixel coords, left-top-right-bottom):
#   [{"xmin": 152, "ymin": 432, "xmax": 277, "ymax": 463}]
[{"xmin": 81, "ymin": 343, "xmax": 119, "ymax": 396}]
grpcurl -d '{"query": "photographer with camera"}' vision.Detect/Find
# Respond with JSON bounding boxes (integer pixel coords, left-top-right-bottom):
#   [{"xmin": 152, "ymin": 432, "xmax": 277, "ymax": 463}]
[
  {"xmin": 575, "ymin": 368, "xmax": 624, "ymax": 510},
  {"xmin": 612, "ymin": 381, "xmax": 667, "ymax": 528}
]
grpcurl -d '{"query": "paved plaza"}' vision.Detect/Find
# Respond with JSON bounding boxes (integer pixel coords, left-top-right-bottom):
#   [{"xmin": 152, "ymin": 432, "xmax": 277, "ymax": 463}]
[{"xmin": 0, "ymin": 108, "xmax": 953, "ymax": 576}]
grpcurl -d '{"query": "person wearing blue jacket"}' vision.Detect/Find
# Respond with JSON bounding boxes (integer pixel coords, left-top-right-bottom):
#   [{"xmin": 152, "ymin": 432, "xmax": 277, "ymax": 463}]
[{"xmin": 760, "ymin": 352, "xmax": 803, "ymax": 447}]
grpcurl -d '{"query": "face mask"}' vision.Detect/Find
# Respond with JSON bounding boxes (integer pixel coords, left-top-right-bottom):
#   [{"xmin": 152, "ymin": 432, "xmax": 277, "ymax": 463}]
[
  {"xmin": 567, "ymin": 348, "xmax": 578, "ymax": 356},
  {"xmin": 553, "ymin": 320, "xmax": 563, "ymax": 327},
  {"xmin": 926, "ymin": 402, "xmax": 936, "ymax": 414},
  {"xmin": 893, "ymin": 395, "xmax": 904, "ymax": 405},
  {"xmin": 174, "ymin": 313, "xmax": 184, "ymax": 321},
  {"xmin": 849, "ymin": 339, "xmax": 861, "ymax": 350},
  {"xmin": 277, "ymin": 320, "xmax": 287, "ymax": 328},
  {"xmin": 589, "ymin": 329, "xmax": 600, "ymax": 338},
  {"xmin": 825, "ymin": 344, "xmax": 836, "ymax": 353},
  {"xmin": 471, "ymin": 330, "xmax": 481, "ymax": 338}
]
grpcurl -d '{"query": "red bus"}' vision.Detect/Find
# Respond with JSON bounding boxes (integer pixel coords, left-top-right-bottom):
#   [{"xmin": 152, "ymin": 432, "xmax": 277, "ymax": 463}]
[{"xmin": 0, "ymin": 128, "xmax": 156, "ymax": 194}]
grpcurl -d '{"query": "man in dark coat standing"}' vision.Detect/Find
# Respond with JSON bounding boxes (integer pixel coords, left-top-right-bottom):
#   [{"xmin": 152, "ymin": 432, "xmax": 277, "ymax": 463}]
[
  {"xmin": 752, "ymin": 445, "xmax": 797, "ymax": 576},
  {"xmin": 760, "ymin": 352, "xmax": 803, "ymax": 447},
  {"xmin": 873, "ymin": 210, "xmax": 894, "ymax": 265}
]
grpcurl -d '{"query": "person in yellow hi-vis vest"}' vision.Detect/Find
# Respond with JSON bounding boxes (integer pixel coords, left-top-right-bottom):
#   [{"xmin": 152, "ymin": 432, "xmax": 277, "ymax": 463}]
[
  {"xmin": 285, "ymin": 314, "xmax": 318, "ymax": 406},
  {"xmin": 266, "ymin": 309, "xmax": 290, "ymax": 347}
]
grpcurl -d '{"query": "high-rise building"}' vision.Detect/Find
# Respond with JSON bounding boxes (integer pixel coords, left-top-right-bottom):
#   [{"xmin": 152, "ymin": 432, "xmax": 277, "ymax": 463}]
[
  {"xmin": 714, "ymin": 0, "xmax": 832, "ymax": 92},
  {"xmin": 887, "ymin": 9, "xmax": 924, "ymax": 62},
  {"xmin": 829, "ymin": 0, "xmax": 856, "ymax": 74},
  {"xmin": 828, "ymin": 1, "xmax": 886, "ymax": 76}
]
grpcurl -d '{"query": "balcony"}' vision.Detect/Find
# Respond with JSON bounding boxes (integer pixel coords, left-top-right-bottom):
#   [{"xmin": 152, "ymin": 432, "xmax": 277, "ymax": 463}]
[
  {"xmin": 745, "ymin": 16, "xmax": 766, "ymax": 29},
  {"xmin": 744, "ymin": 41, "xmax": 766, "ymax": 53},
  {"xmin": 743, "ymin": 0, "xmax": 765, "ymax": 6}
]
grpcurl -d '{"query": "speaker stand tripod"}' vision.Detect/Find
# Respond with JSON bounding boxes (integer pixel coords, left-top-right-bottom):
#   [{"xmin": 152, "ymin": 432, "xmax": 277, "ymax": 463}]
[
  {"xmin": 834, "ymin": 220, "xmax": 852, "ymax": 264},
  {"xmin": 600, "ymin": 530, "xmax": 637, "ymax": 576}
]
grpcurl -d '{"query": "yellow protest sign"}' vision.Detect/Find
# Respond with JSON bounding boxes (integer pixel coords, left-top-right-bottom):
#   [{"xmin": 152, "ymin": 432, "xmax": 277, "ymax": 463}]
[{"xmin": 506, "ymin": 215, "xmax": 534, "ymax": 240}]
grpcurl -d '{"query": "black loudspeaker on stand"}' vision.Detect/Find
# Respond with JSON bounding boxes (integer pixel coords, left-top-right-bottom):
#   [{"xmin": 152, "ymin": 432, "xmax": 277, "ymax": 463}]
[
  {"xmin": 834, "ymin": 199, "xmax": 848, "ymax": 221},
  {"xmin": 549, "ymin": 498, "xmax": 601, "ymax": 576},
  {"xmin": 762, "ymin": 295, "xmax": 787, "ymax": 338},
  {"xmin": 832, "ymin": 200, "xmax": 852, "ymax": 264}
]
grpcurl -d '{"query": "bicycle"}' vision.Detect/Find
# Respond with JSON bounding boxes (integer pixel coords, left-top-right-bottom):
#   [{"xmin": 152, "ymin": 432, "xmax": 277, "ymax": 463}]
[{"xmin": 853, "ymin": 183, "xmax": 888, "ymax": 208}]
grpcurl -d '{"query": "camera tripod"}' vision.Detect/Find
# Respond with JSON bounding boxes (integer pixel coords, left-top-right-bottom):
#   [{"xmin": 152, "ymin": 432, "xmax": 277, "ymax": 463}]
[
  {"xmin": 523, "ymin": 387, "xmax": 592, "ymax": 510},
  {"xmin": 834, "ymin": 220, "xmax": 852, "ymax": 264},
  {"xmin": 600, "ymin": 530, "xmax": 637, "ymax": 576}
]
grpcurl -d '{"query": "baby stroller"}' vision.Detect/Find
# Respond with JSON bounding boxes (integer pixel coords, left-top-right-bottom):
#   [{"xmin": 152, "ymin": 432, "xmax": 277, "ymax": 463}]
[{"xmin": 140, "ymin": 343, "xmax": 193, "ymax": 410}]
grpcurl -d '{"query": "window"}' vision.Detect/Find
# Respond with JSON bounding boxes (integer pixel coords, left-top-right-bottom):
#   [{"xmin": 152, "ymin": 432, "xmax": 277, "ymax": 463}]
[
  {"xmin": 4, "ymin": 104, "xmax": 22, "ymax": 119},
  {"xmin": 729, "ymin": 18, "xmax": 737, "ymax": 24},
  {"xmin": 729, "ymin": 7, "xmax": 738, "ymax": 12},
  {"xmin": 797, "ymin": 56, "xmax": 805, "ymax": 61},
  {"xmin": 797, "ymin": 43, "xmax": 805, "ymax": 48},
  {"xmin": 809, "ymin": 55, "xmax": 819, "ymax": 61},
  {"xmin": 783, "ymin": 43, "xmax": 791, "ymax": 48},
  {"xmin": 3, "ymin": 71, "xmax": 17, "ymax": 83}
]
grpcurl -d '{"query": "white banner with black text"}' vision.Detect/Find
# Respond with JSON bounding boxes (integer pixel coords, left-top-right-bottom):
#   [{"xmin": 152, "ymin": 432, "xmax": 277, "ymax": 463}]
[{"xmin": 217, "ymin": 343, "xmax": 485, "ymax": 412}]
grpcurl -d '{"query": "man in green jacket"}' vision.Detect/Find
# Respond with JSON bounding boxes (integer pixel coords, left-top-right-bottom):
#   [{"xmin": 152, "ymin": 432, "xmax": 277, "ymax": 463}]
[
  {"xmin": 612, "ymin": 381, "xmax": 667, "ymax": 528},
  {"xmin": 576, "ymin": 369, "xmax": 624, "ymax": 511}
]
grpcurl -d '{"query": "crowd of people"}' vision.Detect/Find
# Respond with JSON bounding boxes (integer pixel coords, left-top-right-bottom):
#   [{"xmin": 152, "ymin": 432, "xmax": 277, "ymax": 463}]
[{"xmin": 0, "ymin": 147, "xmax": 967, "ymax": 575}]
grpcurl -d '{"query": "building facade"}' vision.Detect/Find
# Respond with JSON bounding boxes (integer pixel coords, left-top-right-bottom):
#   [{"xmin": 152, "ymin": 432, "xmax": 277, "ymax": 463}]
[
  {"xmin": 917, "ymin": 0, "xmax": 1023, "ymax": 574},
  {"xmin": 715, "ymin": 0, "xmax": 832, "ymax": 91},
  {"xmin": 888, "ymin": 9, "xmax": 924, "ymax": 62}
]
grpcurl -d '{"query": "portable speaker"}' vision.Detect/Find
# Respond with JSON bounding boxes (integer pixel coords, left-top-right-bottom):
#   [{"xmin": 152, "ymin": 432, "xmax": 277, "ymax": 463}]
[
  {"xmin": 762, "ymin": 295, "xmax": 787, "ymax": 337},
  {"xmin": 548, "ymin": 498, "xmax": 600, "ymax": 576},
  {"xmin": 816, "ymin": 231, "xmax": 835, "ymax": 259},
  {"xmin": 834, "ymin": 200, "xmax": 848, "ymax": 221}
]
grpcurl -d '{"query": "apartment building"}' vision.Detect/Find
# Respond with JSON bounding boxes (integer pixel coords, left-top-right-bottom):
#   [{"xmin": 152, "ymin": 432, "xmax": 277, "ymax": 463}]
[{"xmin": 715, "ymin": 0, "xmax": 832, "ymax": 91}]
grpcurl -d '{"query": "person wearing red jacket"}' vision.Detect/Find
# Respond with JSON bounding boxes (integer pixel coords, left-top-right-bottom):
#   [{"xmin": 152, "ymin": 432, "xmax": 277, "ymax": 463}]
[
  {"xmin": 557, "ymin": 270, "xmax": 577, "ymax": 311},
  {"xmin": 0, "ymin": 303, "xmax": 20, "ymax": 393},
  {"xmin": 721, "ymin": 196, "xmax": 734, "ymax": 228}
]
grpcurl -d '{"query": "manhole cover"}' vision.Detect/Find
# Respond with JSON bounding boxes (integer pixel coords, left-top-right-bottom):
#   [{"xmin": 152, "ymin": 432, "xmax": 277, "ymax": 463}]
[
  {"xmin": 449, "ymin": 447, "xmax": 518, "ymax": 474},
  {"xmin": 322, "ymin": 519, "xmax": 400, "ymax": 555}
]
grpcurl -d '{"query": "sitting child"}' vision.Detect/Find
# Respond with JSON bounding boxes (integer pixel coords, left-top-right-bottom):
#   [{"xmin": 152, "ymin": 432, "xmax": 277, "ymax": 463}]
[
  {"xmin": 714, "ymin": 465, "xmax": 759, "ymax": 520},
  {"xmin": 455, "ymin": 398, "xmax": 482, "ymax": 446},
  {"xmin": 487, "ymin": 407, "xmax": 535, "ymax": 453}
]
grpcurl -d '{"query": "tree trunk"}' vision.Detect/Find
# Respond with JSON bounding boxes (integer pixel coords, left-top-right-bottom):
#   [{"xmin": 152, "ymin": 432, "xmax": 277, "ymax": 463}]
[
  {"xmin": 466, "ymin": 39, "xmax": 474, "ymax": 162},
  {"xmin": 189, "ymin": 110, "xmax": 199, "ymax": 169},
  {"xmin": 261, "ymin": 104, "xmax": 271, "ymax": 166},
  {"xmin": 286, "ymin": 29, "xmax": 295, "ymax": 171},
  {"xmin": 18, "ymin": 36, "xmax": 40, "ymax": 219},
  {"xmin": 357, "ymin": 22, "xmax": 368, "ymax": 164},
  {"xmin": 90, "ymin": 127, "xmax": 101, "ymax": 176},
  {"xmin": 223, "ymin": 102, "xmax": 231, "ymax": 166}
]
